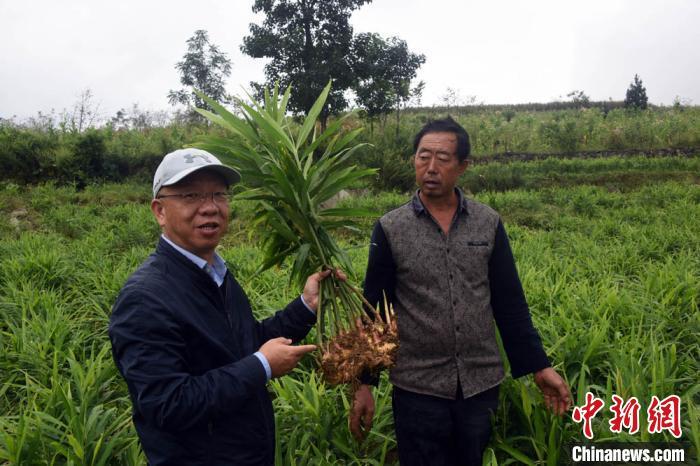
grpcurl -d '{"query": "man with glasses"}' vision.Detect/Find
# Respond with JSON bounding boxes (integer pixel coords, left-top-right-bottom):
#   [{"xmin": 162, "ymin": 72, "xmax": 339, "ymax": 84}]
[
  {"xmin": 109, "ymin": 148, "xmax": 336, "ymax": 465},
  {"xmin": 349, "ymin": 118, "xmax": 571, "ymax": 465}
]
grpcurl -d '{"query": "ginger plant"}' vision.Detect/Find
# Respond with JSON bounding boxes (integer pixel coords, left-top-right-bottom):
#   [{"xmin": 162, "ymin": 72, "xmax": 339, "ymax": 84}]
[{"xmin": 194, "ymin": 82, "xmax": 397, "ymax": 385}]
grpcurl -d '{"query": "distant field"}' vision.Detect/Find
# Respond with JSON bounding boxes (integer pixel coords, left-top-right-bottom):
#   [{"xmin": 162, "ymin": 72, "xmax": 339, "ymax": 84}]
[
  {"xmin": 2, "ymin": 105, "xmax": 699, "ymax": 191},
  {"xmin": 0, "ymin": 156, "xmax": 698, "ymax": 464}
]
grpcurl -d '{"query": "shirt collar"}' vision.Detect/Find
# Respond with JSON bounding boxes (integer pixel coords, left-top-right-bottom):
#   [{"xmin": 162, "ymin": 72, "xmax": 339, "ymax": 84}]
[
  {"xmin": 160, "ymin": 234, "xmax": 227, "ymax": 277},
  {"xmin": 411, "ymin": 188, "xmax": 469, "ymax": 216}
]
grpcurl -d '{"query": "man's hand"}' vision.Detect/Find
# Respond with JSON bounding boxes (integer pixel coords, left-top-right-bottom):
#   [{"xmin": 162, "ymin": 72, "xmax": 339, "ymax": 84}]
[
  {"xmin": 534, "ymin": 367, "xmax": 572, "ymax": 416},
  {"xmin": 302, "ymin": 268, "xmax": 347, "ymax": 311},
  {"xmin": 349, "ymin": 384, "xmax": 375, "ymax": 442},
  {"xmin": 258, "ymin": 337, "xmax": 316, "ymax": 378}
]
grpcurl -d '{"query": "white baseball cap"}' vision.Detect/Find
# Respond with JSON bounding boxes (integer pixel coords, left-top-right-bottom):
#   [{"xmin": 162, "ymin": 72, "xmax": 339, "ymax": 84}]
[{"xmin": 152, "ymin": 148, "xmax": 241, "ymax": 197}]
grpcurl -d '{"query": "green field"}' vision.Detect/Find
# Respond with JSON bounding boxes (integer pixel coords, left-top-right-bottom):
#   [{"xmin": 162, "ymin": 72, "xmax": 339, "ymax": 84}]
[
  {"xmin": 2, "ymin": 105, "xmax": 699, "ymax": 191},
  {"xmin": 1, "ymin": 155, "xmax": 698, "ymax": 464}
]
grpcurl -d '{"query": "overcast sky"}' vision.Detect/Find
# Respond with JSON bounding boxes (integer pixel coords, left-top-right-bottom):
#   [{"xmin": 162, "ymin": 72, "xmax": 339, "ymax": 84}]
[{"xmin": 1, "ymin": 0, "xmax": 698, "ymax": 121}]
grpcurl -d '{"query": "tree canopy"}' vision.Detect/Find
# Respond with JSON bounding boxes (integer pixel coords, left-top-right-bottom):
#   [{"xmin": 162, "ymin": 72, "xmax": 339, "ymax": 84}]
[
  {"xmin": 351, "ymin": 33, "xmax": 425, "ymax": 124},
  {"xmin": 241, "ymin": 0, "xmax": 371, "ymax": 124},
  {"xmin": 625, "ymin": 74, "xmax": 648, "ymax": 110},
  {"xmin": 168, "ymin": 30, "xmax": 232, "ymax": 117}
]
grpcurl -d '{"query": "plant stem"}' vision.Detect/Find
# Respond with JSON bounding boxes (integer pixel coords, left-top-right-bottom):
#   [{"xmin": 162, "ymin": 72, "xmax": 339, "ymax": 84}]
[
  {"xmin": 337, "ymin": 283, "xmax": 364, "ymax": 326},
  {"xmin": 316, "ymin": 280, "xmax": 324, "ymax": 347},
  {"xmin": 335, "ymin": 286, "xmax": 357, "ymax": 328},
  {"xmin": 343, "ymin": 282, "xmax": 382, "ymax": 322},
  {"xmin": 329, "ymin": 285, "xmax": 344, "ymax": 334}
]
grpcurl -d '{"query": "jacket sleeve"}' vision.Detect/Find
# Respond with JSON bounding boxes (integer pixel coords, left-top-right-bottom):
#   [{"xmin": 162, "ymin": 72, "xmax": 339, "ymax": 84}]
[
  {"xmin": 489, "ymin": 220, "xmax": 550, "ymax": 378},
  {"xmin": 109, "ymin": 285, "xmax": 268, "ymax": 432},
  {"xmin": 363, "ymin": 221, "xmax": 397, "ymax": 316},
  {"xmin": 359, "ymin": 221, "xmax": 397, "ymax": 385},
  {"xmin": 255, "ymin": 296, "xmax": 317, "ymax": 343}
]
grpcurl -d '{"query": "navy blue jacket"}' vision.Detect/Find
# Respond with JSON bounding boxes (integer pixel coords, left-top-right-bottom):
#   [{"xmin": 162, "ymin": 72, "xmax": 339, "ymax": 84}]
[{"xmin": 109, "ymin": 239, "xmax": 316, "ymax": 465}]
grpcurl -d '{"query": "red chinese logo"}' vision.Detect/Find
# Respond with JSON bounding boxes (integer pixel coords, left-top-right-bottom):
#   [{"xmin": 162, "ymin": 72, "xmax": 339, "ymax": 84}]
[
  {"xmin": 647, "ymin": 395, "xmax": 682, "ymax": 438},
  {"xmin": 609, "ymin": 395, "xmax": 640, "ymax": 434},
  {"xmin": 572, "ymin": 392, "xmax": 605, "ymax": 439},
  {"xmin": 573, "ymin": 393, "xmax": 683, "ymax": 439}
]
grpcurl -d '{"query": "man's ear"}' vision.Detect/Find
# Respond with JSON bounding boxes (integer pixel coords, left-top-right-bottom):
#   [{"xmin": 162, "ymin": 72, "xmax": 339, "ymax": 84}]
[
  {"xmin": 457, "ymin": 158, "xmax": 469, "ymax": 176},
  {"xmin": 151, "ymin": 199, "xmax": 166, "ymax": 228}
]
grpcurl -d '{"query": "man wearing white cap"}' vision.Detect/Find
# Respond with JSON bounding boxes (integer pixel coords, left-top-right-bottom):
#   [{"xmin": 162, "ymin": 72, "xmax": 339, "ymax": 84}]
[{"xmin": 109, "ymin": 148, "xmax": 336, "ymax": 465}]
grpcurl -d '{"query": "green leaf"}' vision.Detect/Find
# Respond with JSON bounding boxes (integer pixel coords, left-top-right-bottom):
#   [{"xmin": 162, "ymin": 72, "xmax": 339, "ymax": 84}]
[
  {"xmin": 296, "ymin": 80, "xmax": 331, "ymax": 150},
  {"xmin": 279, "ymin": 85, "xmax": 292, "ymax": 119},
  {"xmin": 497, "ymin": 443, "xmax": 537, "ymax": 466},
  {"xmin": 67, "ymin": 434, "xmax": 84, "ymax": 461},
  {"xmin": 290, "ymin": 244, "xmax": 312, "ymax": 285},
  {"xmin": 318, "ymin": 207, "xmax": 377, "ymax": 218},
  {"xmin": 237, "ymin": 100, "xmax": 297, "ymax": 157},
  {"xmin": 194, "ymin": 90, "xmax": 258, "ymax": 142},
  {"xmin": 301, "ymin": 114, "xmax": 349, "ymax": 159}
]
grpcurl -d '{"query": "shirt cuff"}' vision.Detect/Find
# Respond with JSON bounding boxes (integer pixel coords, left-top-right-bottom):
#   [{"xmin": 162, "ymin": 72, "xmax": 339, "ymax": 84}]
[
  {"xmin": 253, "ymin": 351, "xmax": 272, "ymax": 381},
  {"xmin": 300, "ymin": 294, "xmax": 316, "ymax": 314}
]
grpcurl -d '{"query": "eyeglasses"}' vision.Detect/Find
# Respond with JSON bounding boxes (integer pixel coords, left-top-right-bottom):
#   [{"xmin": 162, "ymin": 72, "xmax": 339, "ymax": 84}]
[{"xmin": 156, "ymin": 191, "xmax": 231, "ymax": 205}]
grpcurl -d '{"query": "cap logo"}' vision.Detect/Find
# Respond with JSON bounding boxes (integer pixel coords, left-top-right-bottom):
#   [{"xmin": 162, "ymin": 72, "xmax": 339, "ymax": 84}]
[{"xmin": 183, "ymin": 153, "xmax": 212, "ymax": 163}]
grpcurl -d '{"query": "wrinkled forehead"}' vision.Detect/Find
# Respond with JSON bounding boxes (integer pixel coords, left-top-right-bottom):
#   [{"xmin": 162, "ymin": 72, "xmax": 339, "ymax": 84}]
[{"xmin": 417, "ymin": 131, "xmax": 458, "ymax": 150}]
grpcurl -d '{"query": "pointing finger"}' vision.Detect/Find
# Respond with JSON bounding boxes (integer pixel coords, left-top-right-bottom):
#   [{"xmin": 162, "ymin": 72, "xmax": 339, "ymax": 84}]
[{"xmin": 292, "ymin": 344, "xmax": 317, "ymax": 354}]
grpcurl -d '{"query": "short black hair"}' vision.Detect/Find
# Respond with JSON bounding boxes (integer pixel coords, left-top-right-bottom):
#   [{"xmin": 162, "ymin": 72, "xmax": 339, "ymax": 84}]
[{"xmin": 413, "ymin": 116, "xmax": 471, "ymax": 162}]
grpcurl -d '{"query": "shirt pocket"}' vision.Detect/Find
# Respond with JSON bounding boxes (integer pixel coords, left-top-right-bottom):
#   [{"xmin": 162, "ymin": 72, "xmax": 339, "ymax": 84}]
[
  {"xmin": 467, "ymin": 240, "xmax": 490, "ymax": 247},
  {"xmin": 454, "ymin": 240, "xmax": 492, "ymax": 283}
]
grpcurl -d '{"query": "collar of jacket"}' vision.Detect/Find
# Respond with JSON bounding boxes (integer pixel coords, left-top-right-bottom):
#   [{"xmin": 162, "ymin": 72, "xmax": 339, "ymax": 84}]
[
  {"xmin": 410, "ymin": 188, "xmax": 470, "ymax": 217},
  {"xmin": 155, "ymin": 237, "xmax": 228, "ymax": 293}
]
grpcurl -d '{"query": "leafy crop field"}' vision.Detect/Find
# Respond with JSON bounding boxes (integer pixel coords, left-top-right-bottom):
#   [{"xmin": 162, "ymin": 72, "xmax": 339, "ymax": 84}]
[
  {"xmin": 0, "ymin": 156, "xmax": 698, "ymax": 464},
  {"xmin": 3, "ymin": 106, "xmax": 699, "ymax": 191}
]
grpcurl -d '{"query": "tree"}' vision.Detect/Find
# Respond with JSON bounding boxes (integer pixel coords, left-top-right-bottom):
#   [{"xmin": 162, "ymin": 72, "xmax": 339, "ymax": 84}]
[
  {"xmin": 168, "ymin": 30, "xmax": 232, "ymax": 118},
  {"xmin": 110, "ymin": 108, "xmax": 130, "ymax": 131},
  {"xmin": 350, "ymin": 33, "xmax": 399, "ymax": 131},
  {"xmin": 440, "ymin": 87, "xmax": 462, "ymax": 109},
  {"xmin": 408, "ymin": 80, "xmax": 426, "ymax": 107},
  {"xmin": 567, "ymin": 90, "xmax": 590, "ymax": 108},
  {"xmin": 383, "ymin": 36, "xmax": 425, "ymax": 135},
  {"xmin": 350, "ymin": 32, "xmax": 425, "ymax": 134},
  {"xmin": 110, "ymin": 104, "xmax": 171, "ymax": 131},
  {"xmin": 624, "ymin": 74, "xmax": 648, "ymax": 110},
  {"xmin": 241, "ymin": 0, "xmax": 371, "ymax": 128},
  {"xmin": 61, "ymin": 89, "xmax": 101, "ymax": 133},
  {"xmin": 353, "ymin": 78, "xmax": 394, "ymax": 133}
]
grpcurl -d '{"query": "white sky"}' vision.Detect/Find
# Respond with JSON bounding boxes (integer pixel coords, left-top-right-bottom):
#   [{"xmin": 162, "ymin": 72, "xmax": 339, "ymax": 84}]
[{"xmin": 1, "ymin": 0, "xmax": 698, "ymax": 121}]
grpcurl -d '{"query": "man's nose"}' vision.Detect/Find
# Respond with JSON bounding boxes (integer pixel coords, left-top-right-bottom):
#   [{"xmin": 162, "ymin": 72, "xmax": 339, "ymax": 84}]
[
  {"xmin": 199, "ymin": 194, "xmax": 220, "ymax": 212},
  {"xmin": 427, "ymin": 156, "xmax": 438, "ymax": 172}
]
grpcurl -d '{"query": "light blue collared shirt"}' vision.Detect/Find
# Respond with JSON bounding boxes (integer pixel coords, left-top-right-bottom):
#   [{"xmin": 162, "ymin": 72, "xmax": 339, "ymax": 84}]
[
  {"xmin": 161, "ymin": 235, "xmax": 227, "ymax": 286},
  {"xmin": 161, "ymin": 234, "xmax": 274, "ymax": 380}
]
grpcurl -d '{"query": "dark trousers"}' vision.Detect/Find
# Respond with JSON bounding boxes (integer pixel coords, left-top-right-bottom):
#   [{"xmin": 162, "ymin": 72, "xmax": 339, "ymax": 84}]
[{"xmin": 392, "ymin": 384, "xmax": 499, "ymax": 466}]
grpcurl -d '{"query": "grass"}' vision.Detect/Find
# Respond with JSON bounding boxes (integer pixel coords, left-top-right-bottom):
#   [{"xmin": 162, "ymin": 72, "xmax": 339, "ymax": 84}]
[{"xmin": 0, "ymin": 156, "xmax": 698, "ymax": 464}]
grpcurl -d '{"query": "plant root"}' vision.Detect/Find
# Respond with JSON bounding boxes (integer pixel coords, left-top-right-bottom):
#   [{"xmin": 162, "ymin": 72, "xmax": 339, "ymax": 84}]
[{"xmin": 320, "ymin": 316, "xmax": 398, "ymax": 386}]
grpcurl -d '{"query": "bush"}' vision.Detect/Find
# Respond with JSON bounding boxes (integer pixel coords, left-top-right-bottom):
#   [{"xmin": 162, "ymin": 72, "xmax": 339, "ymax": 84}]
[
  {"xmin": 538, "ymin": 114, "xmax": 581, "ymax": 153},
  {"xmin": 0, "ymin": 125, "xmax": 60, "ymax": 183},
  {"xmin": 55, "ymin": 129, "xmax": 108, "ymax": 184}
]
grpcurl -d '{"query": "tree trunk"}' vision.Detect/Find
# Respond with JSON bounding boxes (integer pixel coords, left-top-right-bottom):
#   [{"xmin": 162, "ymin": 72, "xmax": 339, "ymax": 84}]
[{"xmin": 395, "ymin": 104, "xmax": 401, "ymax": 139}]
